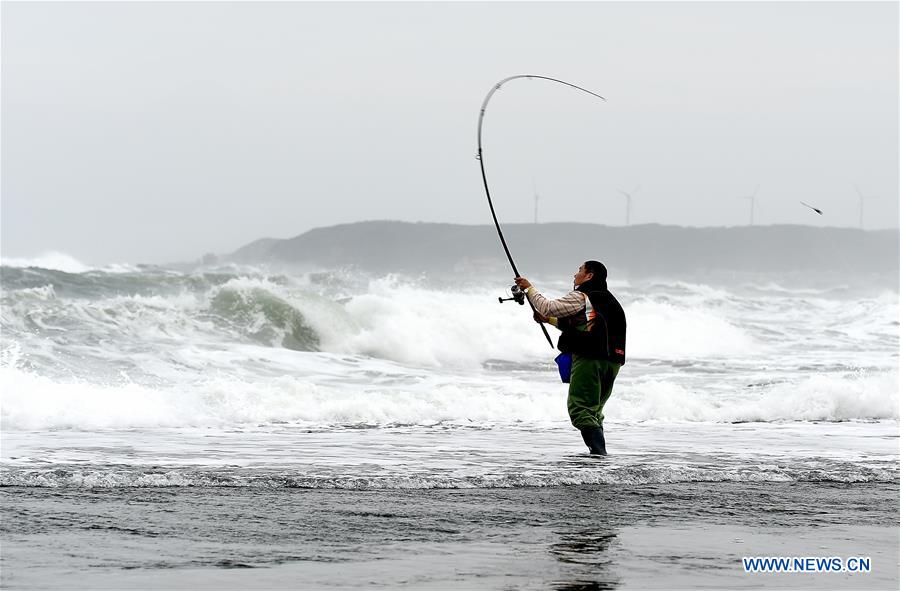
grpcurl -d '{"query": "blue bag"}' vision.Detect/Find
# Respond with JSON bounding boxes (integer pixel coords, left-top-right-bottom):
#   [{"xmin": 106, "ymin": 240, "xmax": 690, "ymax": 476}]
[{"xmin": 554, "ymin": 353, "xmax": 572, "ymax": 383}]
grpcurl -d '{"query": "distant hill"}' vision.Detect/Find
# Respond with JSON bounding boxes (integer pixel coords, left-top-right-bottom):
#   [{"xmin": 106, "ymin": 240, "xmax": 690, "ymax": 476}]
[{"xmin": 228, "ymin": 221, "xmax": 899, "ymax": 284}]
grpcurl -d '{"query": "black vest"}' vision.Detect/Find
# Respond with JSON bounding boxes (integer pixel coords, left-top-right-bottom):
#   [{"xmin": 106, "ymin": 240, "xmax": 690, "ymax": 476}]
[{"xmin": 556, "ymin": 279, "xmax": 627, "ymax": 365}]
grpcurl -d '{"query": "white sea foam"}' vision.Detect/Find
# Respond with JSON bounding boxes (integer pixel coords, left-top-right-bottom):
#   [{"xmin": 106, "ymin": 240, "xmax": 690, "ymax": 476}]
[
  {"xmin": 0, "ymin": 349, "xmax": 565, "ymax": 430},
  {"xmin": 3, "ymin": 350, "xmax": 897, "ymax": 430},
  {"xmin": 330, "ymin": 278, "xmax": 547, "ymax": 368},
  {"xmin": 615, "ymin": 371, "xmax": 899, "ymax": 423},
  {"xmin": 295, "ymin": 278, "xmax": 765, "ymax": 367},
  {"xmin": 2, "ymin": 461, "xmax": 895, "ymax": 488},
  {"xmin": 2, "ymin": 252, "xmax": 92, "ymax": 273},
  {"xmin": 733, "ymin": 372, "xmax": 900, "ymax": 422},
  {"xmin": 2, "ymin": 271, "xmax": 897, "ymax": 431},
  {"xmin": 3, "ymin": 267, "xmax": 897, "ymax": 502},
  {"xmin": 1, "ymin": 252, "xmax": 139, "ymax": 274},
  {"xmin": 626, "ymin": 299, "xmax": 759, "ymax": 359},
  {"xmin": 4, "ymin": 269, "xmax": 895, "ymax": 370}
]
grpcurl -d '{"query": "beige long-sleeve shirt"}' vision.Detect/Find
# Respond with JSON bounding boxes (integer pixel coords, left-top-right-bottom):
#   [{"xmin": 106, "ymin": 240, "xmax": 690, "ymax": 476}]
[{"xmin": 525, "ymin": 286, "xmax": 586, "ymax": 327}]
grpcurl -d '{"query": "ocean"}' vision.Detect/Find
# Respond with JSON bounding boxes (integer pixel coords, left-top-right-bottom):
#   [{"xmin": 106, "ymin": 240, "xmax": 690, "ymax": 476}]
[{"xmin": 1, "ymin": 258, "xmax": 898, "ymax": 589}]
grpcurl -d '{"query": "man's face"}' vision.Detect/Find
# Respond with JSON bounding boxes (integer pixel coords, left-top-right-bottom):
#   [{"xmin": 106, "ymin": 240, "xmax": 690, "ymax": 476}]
[{"xmin": 573, "ymin": 264, "xmax": 593, "ymax": 287}]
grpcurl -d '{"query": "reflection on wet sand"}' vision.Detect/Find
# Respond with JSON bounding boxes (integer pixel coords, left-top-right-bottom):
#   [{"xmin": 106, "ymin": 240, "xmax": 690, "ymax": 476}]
[{"xmin": 549, "ymin": 529, "xmax": 620, "ymax": 590}]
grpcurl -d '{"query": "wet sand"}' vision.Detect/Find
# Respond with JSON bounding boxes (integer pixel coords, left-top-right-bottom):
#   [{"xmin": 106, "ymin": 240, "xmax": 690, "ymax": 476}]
[{"xmin": 2, "ymin": 482, "xmax": 898, "ymax": 589}]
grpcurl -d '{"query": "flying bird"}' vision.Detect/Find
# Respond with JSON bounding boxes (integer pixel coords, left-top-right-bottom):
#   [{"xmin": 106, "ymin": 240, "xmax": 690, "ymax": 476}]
[{"xmin": 800, "ymin": 201, "xmax": 823, "ymax": 215}]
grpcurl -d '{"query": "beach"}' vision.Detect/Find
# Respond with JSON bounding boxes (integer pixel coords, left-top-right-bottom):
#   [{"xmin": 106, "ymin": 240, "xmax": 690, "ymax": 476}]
[{"xmin": 3, "ymin": 482, "xmax": 897, "ymax": 589}]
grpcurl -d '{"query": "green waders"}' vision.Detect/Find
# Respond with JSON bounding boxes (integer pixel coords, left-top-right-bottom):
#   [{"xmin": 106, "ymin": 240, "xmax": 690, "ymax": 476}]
[{"xmin": 567, "ymin": 354, "xmax": 620, "ymax": 429}]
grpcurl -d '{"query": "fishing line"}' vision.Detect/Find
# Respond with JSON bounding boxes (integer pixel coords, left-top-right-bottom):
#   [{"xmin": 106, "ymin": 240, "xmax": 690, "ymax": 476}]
[{"xmin": 476, "ymin": 75, "xmax": 606, "ymax": 347}]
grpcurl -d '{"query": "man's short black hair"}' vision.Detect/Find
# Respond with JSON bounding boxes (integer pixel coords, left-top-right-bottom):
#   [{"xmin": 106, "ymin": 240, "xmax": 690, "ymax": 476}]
[{"xmin": 584, "ymin": 260, "xmax": 607, "ymax": 280}]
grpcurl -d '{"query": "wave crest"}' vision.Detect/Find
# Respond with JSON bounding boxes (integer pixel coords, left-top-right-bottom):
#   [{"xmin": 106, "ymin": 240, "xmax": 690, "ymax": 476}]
[{"xmin": 210, "ymin": 283, "xmax": 319, "ymax": 351}]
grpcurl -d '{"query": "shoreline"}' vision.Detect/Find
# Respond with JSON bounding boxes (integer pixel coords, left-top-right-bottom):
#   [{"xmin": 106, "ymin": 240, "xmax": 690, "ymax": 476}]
[{"xmin": 3, "ymin": 482, "xmax": 898, "ymax": 589}]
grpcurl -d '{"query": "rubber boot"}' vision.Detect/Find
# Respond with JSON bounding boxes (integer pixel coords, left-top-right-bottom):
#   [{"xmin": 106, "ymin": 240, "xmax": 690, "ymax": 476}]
[{"xmin": 579, "ymin": 426, "xmax": 607, "ymax": 455}]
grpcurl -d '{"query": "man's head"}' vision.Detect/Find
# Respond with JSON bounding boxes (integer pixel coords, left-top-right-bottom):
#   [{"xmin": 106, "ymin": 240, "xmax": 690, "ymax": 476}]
[{"xmin": 573, "ymin": 260, "xmax": 608, "ymax": 287}]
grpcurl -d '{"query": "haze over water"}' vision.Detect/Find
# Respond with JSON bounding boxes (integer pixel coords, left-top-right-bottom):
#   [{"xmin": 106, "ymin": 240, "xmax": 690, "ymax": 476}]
[{"xmin": 2, "ymin": 1, "xmax": 898, "ymax": 265}]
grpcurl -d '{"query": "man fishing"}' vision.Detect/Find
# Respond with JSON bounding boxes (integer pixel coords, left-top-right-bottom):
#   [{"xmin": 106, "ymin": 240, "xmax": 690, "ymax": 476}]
[{"xmin": 514, "ymin": 261, "xmax": 626, "ymax": 455}]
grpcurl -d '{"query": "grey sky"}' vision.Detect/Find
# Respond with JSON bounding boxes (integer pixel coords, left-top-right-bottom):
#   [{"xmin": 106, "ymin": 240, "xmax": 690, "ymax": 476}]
[{"xmin": 2, "ymin": 1, "xmax": 897, "ymax": 265}]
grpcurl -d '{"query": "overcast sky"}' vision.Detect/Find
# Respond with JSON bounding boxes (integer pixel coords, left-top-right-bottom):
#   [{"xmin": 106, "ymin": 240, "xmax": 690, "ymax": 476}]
[{"xmin": 2, "ymin": 1, "xmax": 898, "ymax": 265}]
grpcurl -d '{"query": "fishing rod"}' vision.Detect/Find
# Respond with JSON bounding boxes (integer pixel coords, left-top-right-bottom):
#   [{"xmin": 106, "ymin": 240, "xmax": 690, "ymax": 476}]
[{"xmin": 476, "ymin": 75, "xmax": 606, "ymax": 348}]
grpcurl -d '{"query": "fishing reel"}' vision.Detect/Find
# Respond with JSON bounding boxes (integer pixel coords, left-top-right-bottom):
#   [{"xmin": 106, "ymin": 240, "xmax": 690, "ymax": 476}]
[{"xmin": 498, "ymin": 284, "xmax": 526, "ymax": 305}]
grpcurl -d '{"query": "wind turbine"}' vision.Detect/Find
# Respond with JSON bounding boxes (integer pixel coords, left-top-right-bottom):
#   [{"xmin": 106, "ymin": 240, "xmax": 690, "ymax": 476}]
[
  {"xmin": 739, "ymin": 185, "xmax": 760, "ymax": 226},
  {"xmin": 617, "ymin": 185, "xmax": 640, "ymax": 226},
  {"xmin": 854, "ymin": 184, "xmax": 877, "ymax": 229},
  {"xmin": 532, "ymin": 178, "xmax": 539, "ymax": 224}
]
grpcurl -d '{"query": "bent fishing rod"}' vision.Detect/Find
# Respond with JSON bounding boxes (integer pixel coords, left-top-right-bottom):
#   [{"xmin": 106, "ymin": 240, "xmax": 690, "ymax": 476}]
[{"xmin": 476, "ymin": 75, "xmax": 606, "ymax": 348}]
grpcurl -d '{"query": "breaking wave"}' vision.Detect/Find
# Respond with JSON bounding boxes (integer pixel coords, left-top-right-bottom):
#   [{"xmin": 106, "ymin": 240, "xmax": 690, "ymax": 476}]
[
  {"xmin": 2, "ymin": 265, "xmax": 897, "ymax": 430},
  {"xmin": 615, "ymin": 372, "xmax": 900, "ymax": 423},
  {"xmin": 2, "ymin": 352, "xmax": 895, "ymax": 430},
  {"xmin": 1, "ymin": 267, "xmax": 771, "ymax": 372},
  {"xmin": 2, "ymin": 461, "xmax": 895, "ymax": 488},
  {"xmin": 1, "ymin": 252, "xmax": 138, "ymax": 274}
]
